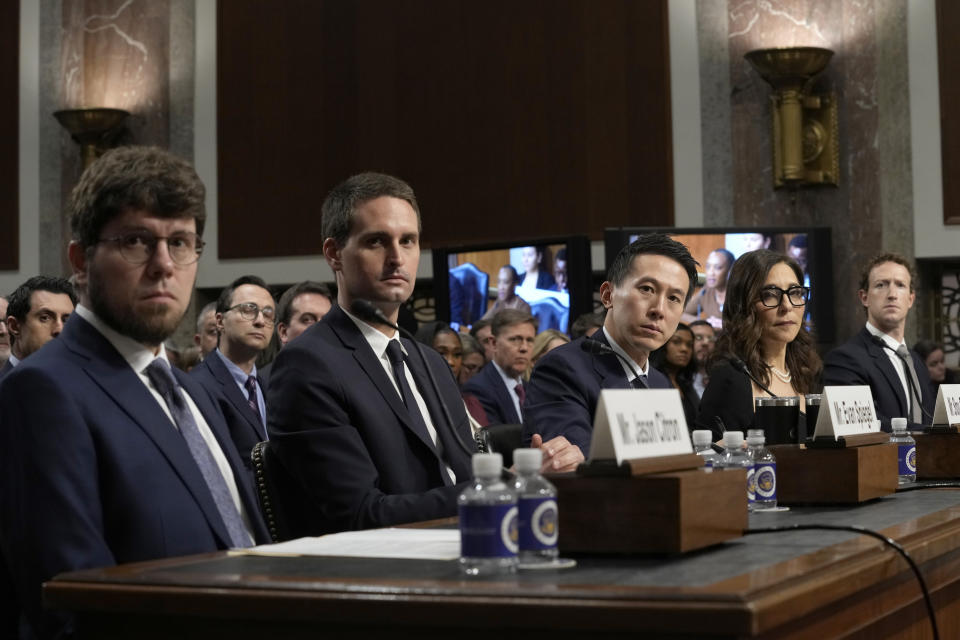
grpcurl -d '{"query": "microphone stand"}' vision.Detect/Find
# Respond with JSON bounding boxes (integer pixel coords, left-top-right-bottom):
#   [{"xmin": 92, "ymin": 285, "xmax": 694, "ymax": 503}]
[{"xmin": 729, "ymin": 357, "xmax": 779, "ymax": 399}]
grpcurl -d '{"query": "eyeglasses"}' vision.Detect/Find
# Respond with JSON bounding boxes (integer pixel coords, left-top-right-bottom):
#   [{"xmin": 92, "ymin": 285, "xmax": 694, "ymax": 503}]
[
  {"xmin": 759, "ymin": 285, "xmax": 810, "ymax": 308},
  {"xmin": 97, "ymin": 231, "xmax": 205, "ymax": 266},
  {"xmin": 226, "ymin": 302, "xmax": 276, "ymax": 325}
]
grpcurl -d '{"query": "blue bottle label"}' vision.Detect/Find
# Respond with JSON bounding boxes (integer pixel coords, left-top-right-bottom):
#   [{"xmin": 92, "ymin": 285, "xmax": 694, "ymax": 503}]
[
  {"xmin": 755, "ymin": 462, "xmax": 777, "ymax": 500},
  {"xmin": 519, "ymin": 497, "xmax": 558, "ymax": 550},
  {"xmin": 746, "ymin": 464, "xmax": 756, "ymax": 504},
  {"xmin": 898, "ymin": 444, "xmax": 917, "ymax": 475},
  {"xmin": 459, "ymin": 504, "xmax": 519, "ymax": 558}
]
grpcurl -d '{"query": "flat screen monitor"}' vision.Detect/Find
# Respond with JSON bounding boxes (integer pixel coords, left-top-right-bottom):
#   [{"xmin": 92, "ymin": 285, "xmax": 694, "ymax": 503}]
[
  {"xmin": 603, "ymin": 227, "xmax": 834, "ymax": 342},
  {"xmin": 432, "ymin": 236, "xmax": 593, "ymax": 335}
]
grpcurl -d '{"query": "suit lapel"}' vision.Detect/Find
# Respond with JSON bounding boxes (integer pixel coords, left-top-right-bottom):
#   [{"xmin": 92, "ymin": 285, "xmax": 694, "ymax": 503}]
[
  {"xmin": 205, "ymin": 354, "xmax": 267, "ymax": 441},
  {"xmin": 861, "ymin": 328, "xmax": 909, "ymax": 416},
  {"xmin": 486, "ymin": 364, "xmax": 521, "ymax": 424},
  {"xmin": 589, "ymin": 333, "xmax": 633, "ymax": 390}
]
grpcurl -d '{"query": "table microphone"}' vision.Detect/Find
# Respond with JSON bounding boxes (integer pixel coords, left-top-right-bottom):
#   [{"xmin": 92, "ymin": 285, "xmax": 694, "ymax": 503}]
[
  {"xmin": 580, "ymin": 338, "xmax": 642, "ymax": 384},
  {"xmin": 349, "ymin": 299, "xmax": 476, "ymax": 458},
  {"xmin": 729, "ymin": 357, "xmax": 779, "ymax": 399},
  {"xmin": 869, "ymin": 335, "xmax": 933, "ymax": 422}
]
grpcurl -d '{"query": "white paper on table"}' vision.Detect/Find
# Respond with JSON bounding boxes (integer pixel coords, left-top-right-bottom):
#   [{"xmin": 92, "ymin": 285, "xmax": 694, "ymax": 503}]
[{"xmin": 237, "ymin": 528, "xmax": 460, "ymax": 560}]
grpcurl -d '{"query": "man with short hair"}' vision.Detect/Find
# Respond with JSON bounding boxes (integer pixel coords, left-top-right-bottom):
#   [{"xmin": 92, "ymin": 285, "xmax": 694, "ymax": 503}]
[
  {"xmin": 480, "ymin": 266, "xmax": 531, "ymax": 320},
  {"xmin": 276, "ymin": 281, "xmax": 333, "ymax": 346},
  {"xmin": 570, "ymin": 310, "xmax": 604, "ymax": 339},
  {"xmin": 824, "ymin": 253, "xmax": 934, "ymax": 431},
  {"xmin": 470, "ymin": 317, "xmax": 496, "ymax": 363},
  {"xmin": 689, "ymin": 319, "xmax": 716, "ymax": 398},
  {"xmin": 0, "ymin": 296, "xmax": 9, "ymax": 368},
  {"xmin": 191, "ymin": 276, "xmax": 274, "ymax": 466},
  {"xmin": 523, "ymin": 233, "xmax": 699, "ymax": 456},
  {"xmin": 553, "ymin": 247, "xmax": 568, "ymax": 292},
  {"xmin": 193, "ymin": 300, "xmax": 219, "ymax": 358},
  {"xmin": 267, "ymin": 172, "xmax": 582, "ymax": 535},
  {"xmin": 0, "ymin": 146, "xmax": 268, "ymax": 638},
  {"xmin": 0, "ymin": 276, "xmax": 77, "ymax": 380},
  {"xmin": 463, "ymin": 309, "xmax": 537, "ymax": 425}
]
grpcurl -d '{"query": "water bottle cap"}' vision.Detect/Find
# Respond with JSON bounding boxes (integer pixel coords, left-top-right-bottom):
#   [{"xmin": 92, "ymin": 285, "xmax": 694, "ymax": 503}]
[
  {"xmin": 472, "ymin": 452, "xmax": 503, "ymax": 477},
  {"xmin": 691, "ymin": 430, "xmax": 713, "ymax": 446},
  {"xmin": 513, "ymin": 448, "xmax": 543, "ymax": 472},
  {"xmin": 723, "ymin": 431, "xmax": 744, "ymax": 447},
  {"xmin": 891, "ymin": 417, "xmax": 908, "ymax": 431},
  {"xmin": 747, "ymin": 436, "xmax": 765, "ymax": 446},
  {"xmin": 746, "ymin": 429, "xmax": 764, "ymax": 438}
]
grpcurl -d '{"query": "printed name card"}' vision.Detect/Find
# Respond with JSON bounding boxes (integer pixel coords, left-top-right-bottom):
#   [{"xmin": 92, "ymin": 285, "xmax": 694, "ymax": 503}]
[
  {"xmin": 590, "ymin": 389, "xmax": 693, "ymax": 464},
  {"xmin": 813, "ymin": 386, "xmax": 881, "ymax": 439},
  {"xmin": 932, "ymin": 384, "xmax": 960, "ymax": 426}
]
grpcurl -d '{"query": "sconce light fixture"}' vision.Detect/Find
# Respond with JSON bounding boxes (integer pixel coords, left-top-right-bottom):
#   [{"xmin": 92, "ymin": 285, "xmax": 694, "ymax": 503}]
[
  {"xmin": 53, "ymin": 108, "xmax": 130, "ymax": 169},
  {"xmin": 744, "ymin": 47, "xmax": 838, "ymax": 189}
]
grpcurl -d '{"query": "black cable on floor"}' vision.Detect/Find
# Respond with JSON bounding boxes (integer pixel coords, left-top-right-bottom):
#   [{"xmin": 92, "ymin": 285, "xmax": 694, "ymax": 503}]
[
  {"xmin": 744, "ymin": 524, "xmax": 938, "ymax": 640},
  {"xmin": 896, "ymin": 481, "xmax": 960, "ymax": 492}
]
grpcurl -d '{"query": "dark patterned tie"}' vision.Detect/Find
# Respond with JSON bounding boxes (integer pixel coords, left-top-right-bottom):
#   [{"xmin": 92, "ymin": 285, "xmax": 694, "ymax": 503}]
[
  {"xmin": 896, "ymin": 345, "xmax": 924, "ymax": 423},
  {"xmin": 244, "ymin": 375, "xmax": 262, "ymax": 423},
  {"xmin": 514, "ymin": 382, "xmax": 526, "ymax": 407},
  {"xmin": 144, "ymin": 359, "xmax": 251, "ymax": 548},
  {"xmin": 631, "ymin": 374, "xmax": 648, "ymax": 389}
]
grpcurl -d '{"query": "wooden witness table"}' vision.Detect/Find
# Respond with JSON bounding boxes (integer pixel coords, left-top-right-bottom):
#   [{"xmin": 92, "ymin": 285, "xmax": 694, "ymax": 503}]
[{"xmin": 44, "ymin": 488, "xmax": 960, "ymax": 639}]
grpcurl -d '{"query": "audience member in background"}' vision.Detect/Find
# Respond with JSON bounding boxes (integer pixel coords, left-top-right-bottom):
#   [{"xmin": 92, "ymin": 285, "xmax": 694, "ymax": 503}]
[
  {"xmin": 416, "ymin": 321, "xmax": 489, "ymax": 427},
  {"xmin": 261, "ymin": 280, "xmax": 334, "ymax": 382},
  {"xmin": 913, "ymin": 339, "xmax": 958, "ymax": 401},
  {"xmin": 682, "ymin": 248, "xmax": 733, "ymax": 330},
  {"xmin": 787, "ymin": 234, "xmax": 809, "ymax": 278},
  {"xmin": 458, "ymin": 333, "xmax": 486, "ymax": 385},
  {"xmin": 824, "ymin": 253, "xmax": 933, "ymax": 431},
  {"xmin": 743, "ymin": 233, "xmax": 772, "ymax": 251},
  {"xmin": 0, "ymin": 276, "xmax": 77, "ymax": 381},
  {"xmin": 649, "ymin": 322, "xmax": 700, "ymax": 430},
  {"xmin": 697, "ymin": 250, "xmax": 821, "ymax": 440},
  {"xmin": 517, "ymin": 245, "xmax": 556, "ymax": 291},
  {"xmin": 553, "ymin": 248, "xmax": 568, "ymax": 292},
  {"xmin": 689, "ymin": 319, "xmax": 716, "ymax": 397},
  {"xmin": 464, "ymin": 309, "xmax": 537, "ymax": 425},
  {"xmin": 528, "ymin": 328, "xmax": 570, "ymax": 378},
  {"xmin": 178, "ymin": 346, "xmax": 202, "ymax": 372},
  {"xmin": 569, "ymin": 310, "xmax": 605, "ymax": 339},
  {"xmin": 193, "ymin": 300, "xmax": 218, "ymax": 358},
  {"xmin": 470, "ymin": 317, "xmax": 496, "ymax": 362},
  {"xmin": 191, "ymin": 275, "xmax": 274, "ymax": 468},
  {"xmin": 0, "ymin": 296, "xmax": 9, "ymax": 367},
  {"xmin": 481, "ymin": 265, "xmax": 531, "ymax": 320}
]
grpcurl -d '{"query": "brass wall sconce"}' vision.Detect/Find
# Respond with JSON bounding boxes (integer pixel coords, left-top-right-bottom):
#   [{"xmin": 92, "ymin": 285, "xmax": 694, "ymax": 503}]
[
  {"xmin": 744, "ymin": 47, "xmax": 838, "ymax": 189},
  {"xmin": 53, "ymin": 108, "xmax": 130, "ymax": 169}
]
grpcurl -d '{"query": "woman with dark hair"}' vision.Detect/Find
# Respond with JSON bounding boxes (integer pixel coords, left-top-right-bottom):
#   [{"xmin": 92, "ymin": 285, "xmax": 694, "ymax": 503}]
[
  {"xmin": 697, "ymin": 250, "xmax": 822, "ymax": 440},
  {"xmin": 517, "ymin": 245, "xmax": 556, "ymax": 291},
  {"xmin": 415, "ymin": 321, "xmax": 489, "ymax": 428},
  {"xmin": 914, "ymin": 339, "xmax": 958, "ymax": 399},
  {"xmin": 649, "ymin": 323, "xmax": 700, "ymax": 430}
]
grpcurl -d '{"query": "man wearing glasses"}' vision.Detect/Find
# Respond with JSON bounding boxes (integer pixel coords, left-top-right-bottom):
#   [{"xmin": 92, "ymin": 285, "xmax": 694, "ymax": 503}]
[
  {"xmin": 824, "ymin": 253, "xmax": 934, "ymax": 431},
  {"xmin": 191, "ymin": 275, "xmax": 275, "ymax": 469},
  {"xmin": 0, "ymin": 146, "xmax": 268, "ymax": 639}
]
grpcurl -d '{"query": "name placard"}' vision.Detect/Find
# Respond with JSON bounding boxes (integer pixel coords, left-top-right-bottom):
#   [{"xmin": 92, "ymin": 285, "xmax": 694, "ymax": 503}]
[
  {"xmin": 590, "ymin": 389, "xmax": 693, "ymax": 464},
  {"xmin": 932, "ymin": 384, "xmax": 960, "ymax": 426},
  {"xmin": 814, "ymin": 386, "xmax": 880, "ymax": 439}
]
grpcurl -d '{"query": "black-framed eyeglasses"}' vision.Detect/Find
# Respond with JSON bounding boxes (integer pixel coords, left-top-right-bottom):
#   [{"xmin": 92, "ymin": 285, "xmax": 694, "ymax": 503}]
[
  {"xmin": 226, "ymin": 302, "xmax": 276, "ymax": 325},
  {"xmin": 759, "ymin": 285, "xmax": 810, "ymax": 308},
  {"xmin": 97, "ymin": 231, "xmax": 205, "ymax": 266}
]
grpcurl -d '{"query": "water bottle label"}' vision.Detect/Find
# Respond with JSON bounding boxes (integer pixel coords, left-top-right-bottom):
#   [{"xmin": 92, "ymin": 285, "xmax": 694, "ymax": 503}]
[
  {"xmin": 898, "ymin": 444, "xmax": 917, "ymax": 475},
  {"xmin": 746, "ymin": 465, "xmax": 756, "ymax": 503},
  {"xmin": 459, "ymin": 504, "xmax": 519, "ymax": 558},
  {"xmin": 519, "ymin": 497, "xmax": 558, "ymax": 550},
  {"xmin": 755, "ymin": 463, "xmax": 777, "ymax": 500}
]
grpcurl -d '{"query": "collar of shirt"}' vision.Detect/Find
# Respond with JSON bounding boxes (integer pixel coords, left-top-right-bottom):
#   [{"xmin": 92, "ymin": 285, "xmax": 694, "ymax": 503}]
[
  {"xmin": 602, "ymin": 326, "xmax": 650, "ymax": 381},
  {"xmin": 7, "ymin": 353, "xmax": 20, "ymax": 368},
  {"xmin": 75, "ymin": 304, "xmax": 172, "ymax": 375},
  {"xmin": 865, "ymin": 321, "xmax": 907, "ymax": 352},
  {"xmin": 491, "ymin": 359, "xmax": 522, "ymax": 389},
  {"xmin": 342, "ymin": 307, "xmax": 406, "ymax": 361},
  {"xmin": 214, "ymin": 348, "xmax": 259, "ymax": 387}
]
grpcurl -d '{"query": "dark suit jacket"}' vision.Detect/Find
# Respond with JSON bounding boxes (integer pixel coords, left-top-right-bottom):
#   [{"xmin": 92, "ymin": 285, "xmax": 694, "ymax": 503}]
[
  {"xmin": 521, "ymin": 333, "xmax": 671, "ymax": 457},
  {"xmin": 462, "ymin": 361, "xmax": 521, "ymax": 425},
  {"xmin": 0, "ymin": 359, "xmax": 13, "ymax": 383},
  {"xmin": 0, "ymin": 315, "xmax": 269, "ymax": 639},
  {"xmin": 266, "ymin": 305, "xmax": 476, "ymax": 535},
  {"xmin": 696, "ymin": 360, "xmax": 758, "ymax": 440},
  {"xmin": 190, "ymin": 351, "xmax": 267, "ymax": 470},
  {"xmin": 823, "ymin": 327, "xmax": 935, "ymax": 431}
]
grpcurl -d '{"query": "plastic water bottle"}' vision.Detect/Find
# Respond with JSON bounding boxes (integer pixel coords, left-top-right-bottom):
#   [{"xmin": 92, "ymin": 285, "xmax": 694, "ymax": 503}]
[
  {"xmin": 890, "ymin": 417, "xmax": 917, "ymax": 484},
  {"xmin": 513, "ymin": 448, "xmax": 559, "ymax": 564},
  {"xmin": 692, "ymin": 430, "xmax": 719, "ymax": 471},
  {"xmin": 747, "ymin": 432, "xmax": 777, "ymax": 511},
  {"xmin": 458, "ymin": 452, "xmax": 518, "ymax": 575},
  {"xmin": 719, "ymin": 431, "xmax": 754, "ymax": 509}
]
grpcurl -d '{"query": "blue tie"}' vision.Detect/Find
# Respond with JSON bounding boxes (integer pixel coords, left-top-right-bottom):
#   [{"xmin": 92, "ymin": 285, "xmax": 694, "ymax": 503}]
[{"xmin": 144, "ymin": 359, "xmax": 251, "ymax": 548}]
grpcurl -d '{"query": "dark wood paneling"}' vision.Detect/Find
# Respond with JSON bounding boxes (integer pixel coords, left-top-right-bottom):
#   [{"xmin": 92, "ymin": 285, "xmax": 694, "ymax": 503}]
[
  {"xmin": 0, "ymin": 1, "xmax": 18, "ymax": 270},
  {"xmin": 217, "ymin": 0, "xmax": 672, "ymax": 259},
  {"xmin": 938, "ymin": 0, "xmax": 960, "ymax": 225}
]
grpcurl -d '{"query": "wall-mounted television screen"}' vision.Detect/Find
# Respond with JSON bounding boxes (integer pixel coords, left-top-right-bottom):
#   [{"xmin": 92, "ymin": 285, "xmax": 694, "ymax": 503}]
[
  {"xmin": 603, "ymin": 227, "xmax": 834, "ymax": 342},
  {"xmin": 432, "ymin": 236, "xmax": 593, "ymax": 335}
]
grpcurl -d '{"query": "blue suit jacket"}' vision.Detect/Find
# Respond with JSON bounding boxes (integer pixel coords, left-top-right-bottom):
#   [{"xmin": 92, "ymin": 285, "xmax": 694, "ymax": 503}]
[
  {"xmin": 522, "ymin": 333, "xmax": 671, "ymax": 457},
  {"xmin": 190, "ymin": 351, "xmax": 267, "ymax": 471},
  {"xmin": 0, "ymin": 315, "xmax": 269, "ymax": 639},
  {"xmin": 266, "ymin": 305, "xmax": 476, "ymax": 534},
  {"xmin": 462, "ymin": 361, "xmax": 521, "ymax": 425},
  {"xmin": 823, "ymin": 327, "xmax": 935, "ymax": 431}
]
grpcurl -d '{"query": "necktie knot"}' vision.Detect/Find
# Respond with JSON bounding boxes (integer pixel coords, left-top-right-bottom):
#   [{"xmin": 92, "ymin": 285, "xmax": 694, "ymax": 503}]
[
  {"xmin": 896, "ymin": 344, "xmax": 910, "ymax": 360},
  {"xmin": 244, "ymin": 375, "xmax": 257, "ymax": 397},
  {"xmin": 145, "ymin": 358, "xmax": 178, "ymax": 399},
  {"xmin": 385, "ymin": 340, "xmax": 406, "ymax": 366},
  {"xmin": 631, "ymin": 374, "xmax": 647, "ymax": 389}
]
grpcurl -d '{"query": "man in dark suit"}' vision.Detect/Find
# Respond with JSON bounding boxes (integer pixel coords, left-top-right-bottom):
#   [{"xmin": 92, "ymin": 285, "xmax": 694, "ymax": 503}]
[
  {"xmin": 824, "ymin": 253, "xmax": 934, "ymax": 431},
  {"xmin": 0, "ymin": 146, "xmax": 269, "ymax": 639},
  {"xmin": 267, "ymin": 172, "xmax": 583, "ymax": 535},
  {"xmin": 191, "ymin": 275, "xmax": 274, "ymax": 467},
  {"xmin": 463, "ymin": 309, "xmax": 537, "ymax": 424},
  {"xmin": 0, "ymin": 296, "xmax": 9, "ymax": 369},
  {"xmin": 523, "ymin": 233, "xmax": 699, "ymax": 457},
  {"xmin": 259, "ymin": 280, "xmax": 334, "ymax": 384},
  {"xmin": 0, "ymin": 276, "xmax": 77, "ymax": 382}
]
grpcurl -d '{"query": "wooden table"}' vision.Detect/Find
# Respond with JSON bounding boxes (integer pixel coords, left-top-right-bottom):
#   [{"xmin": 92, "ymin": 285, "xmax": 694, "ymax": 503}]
[{"xmin": 44, "ymin": 488, "xmax": 960, "ymax": 639}]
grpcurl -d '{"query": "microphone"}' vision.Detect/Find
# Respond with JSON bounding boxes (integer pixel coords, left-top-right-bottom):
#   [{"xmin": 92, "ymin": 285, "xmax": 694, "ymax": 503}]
[
  {"xmin": 580, "ymin": 338, "xmax": 643, "ymax": 385},
  {"xmin": 729, "ymin": 357, "xmax": 779, "ymax": 398},
  {"xmin": 349, "ymin": 300, "xmax": 476, "ymax": 458},
  {"xmin": 869, "ymin": 335, "xmax": 933, "ymax": 422}
]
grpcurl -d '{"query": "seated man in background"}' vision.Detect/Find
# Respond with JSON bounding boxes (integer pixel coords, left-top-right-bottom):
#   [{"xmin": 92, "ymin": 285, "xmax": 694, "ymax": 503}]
[
  {"xmin": 569, "ymin": 310, "xmax": 604, "ymax": 339},
  {"xmin": 193, "ymin": 300, "xmax": 219, "ymax": 359},
  {"xmin": 0, "ymin": 276, "xmax": 76, "ymax": 380},
  {"xmin": 470, "ymin": 317, "xmax": 496, "ymax": 363},
  {"xmin": 464, "ymin": 309, "xmax": 537, "ymax": 424},
  {"xmin": 0, "ymin": 296, "xmax": 9, "ymax": 368},
  {"xmin": 523, "ymin": 233, "xmax": 698, "ymax": 456},
  {"xmin": 260, "ymin": 280, "xmax": 334, "ymax": 382},
  {"xmin": 689, "ymin": 319, "xmax": 716, "ymax": 397}
]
